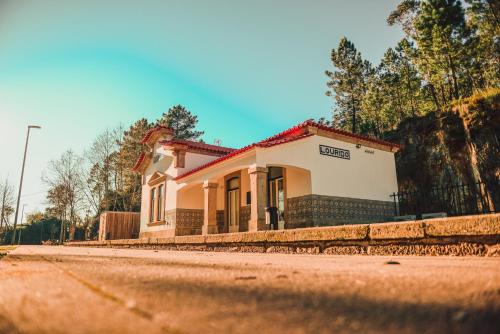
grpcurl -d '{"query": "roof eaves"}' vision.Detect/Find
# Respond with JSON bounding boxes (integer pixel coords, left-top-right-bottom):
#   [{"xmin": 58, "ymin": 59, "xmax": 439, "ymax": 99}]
[{"xmin": 174, "ymin": 144, "xmax": 256, "ymax": 181}]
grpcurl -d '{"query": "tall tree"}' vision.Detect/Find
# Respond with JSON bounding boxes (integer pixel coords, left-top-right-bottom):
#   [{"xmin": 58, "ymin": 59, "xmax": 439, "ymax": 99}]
[
  {"xmin": 117, "ymin": 119, "xmax": 152, "ymax": 212},
  {"xmin": 389, "ymin": 0, "xmax": 474, "ymax": 108},
  {"xmin": 465, "ymin": 0, "xmax": 500, "ymax": 89},
  {"xmin": 84, "ymin": 128, "xmax": 122, "ymax": 211},
  {"xmin": 325, "ymin": 37, "xmax": 370, "ymax": 133},
  {"xmin": 157, "ymin": 105, "xmax": 204, "ymax": 140},
  {"xmin": 43, "ymin": 150, "xmax": 84, "ymax": 241},
  {"xmin": 0, "ymin": 178, "xmax": 15, "ymax": 233},
  {"xmin": 360, "ymin": 68, "xmax": 385, "ymax": 136}
]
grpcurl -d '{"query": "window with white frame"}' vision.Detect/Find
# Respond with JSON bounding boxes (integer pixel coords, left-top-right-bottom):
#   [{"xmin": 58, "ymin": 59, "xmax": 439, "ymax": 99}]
[{"xmin": 148, "ymin": 172, "xmax": 167, "ymax": 224}]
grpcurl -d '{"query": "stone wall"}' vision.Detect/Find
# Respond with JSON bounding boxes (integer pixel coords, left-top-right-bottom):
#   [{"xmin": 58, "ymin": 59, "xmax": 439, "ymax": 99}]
[
  {"xmin": 239, "ymin": 206, "xmax": 250, "ymax": 232},
  {"xmin": 67, "ymin": 214, "xmax": 500, "ymax": 257},
  {"xmin": 175, "ymin": 208, "xmax": 203, "ymax": 236},
  {"xmin": 216, "ymin": 210, "xmax": 225, "ymax": 233},
  {"xmin": 287, "ymin": 194, "xmax": 393, "ymax": 229}
]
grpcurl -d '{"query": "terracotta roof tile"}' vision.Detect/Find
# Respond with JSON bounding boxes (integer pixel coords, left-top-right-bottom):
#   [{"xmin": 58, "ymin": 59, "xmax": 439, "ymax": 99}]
[
  {"xmin": 173, "ymin": 120, "xmax": 400, "ymax": 181},
  {"xmin": 174, "ymin": 132, "xmax": 313, "ymax": 181},
  {"xmin": 160, "ymin": 139, "xmax": 235, "ymax": 155},
  {"xmin": 132, "ymin": 152, "xmax": 147, "ymax": 172},
  {"xmin": 141, "ymin": 125, "xmax": 173, "ymax": 144}
]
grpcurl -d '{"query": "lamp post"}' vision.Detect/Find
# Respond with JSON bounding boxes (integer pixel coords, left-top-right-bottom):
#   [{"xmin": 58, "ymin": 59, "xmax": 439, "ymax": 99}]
[
  {"xmin": 17, "ymin": 204, "xmax": 27, "ymax": 245},
  {"xmin": 11, "ymin": 125, "xmax": 41, "ymax": 245}
]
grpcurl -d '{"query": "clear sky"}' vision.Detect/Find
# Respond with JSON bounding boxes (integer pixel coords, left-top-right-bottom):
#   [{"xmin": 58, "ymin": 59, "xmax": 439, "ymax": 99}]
[{"xmin": 0, "ymin": 0, "xmax": 403, "ymax": 213}]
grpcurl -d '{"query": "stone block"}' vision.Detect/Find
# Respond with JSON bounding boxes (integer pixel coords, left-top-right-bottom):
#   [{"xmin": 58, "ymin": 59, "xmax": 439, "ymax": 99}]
[
  {"xmin": 265, "ymin": 230, "xmax": 292, "ymax": 242},
  {"xmin": 110, "ymin": 239, "xmax": 127, "ymax": 245},
  {"xmin": 323, "ymin": 245, "xmax": 367, "ymax": 255},
  {"xmin": 139, "ymin": 238, "xmax": 150, "ymax": 245},
  {"xmin": 240, "ymin": 231, "xmax": 267, "ymax": 243},
  {"xmin": 370, "ymin": 221, "xmax": 425, "ymax": 240},
  {"xmin": 291, "ymin": 224, "xmax": 369, "ymax": 242},
  {"xmin": 425, "ymin": 213, "xmax": 500, "ymax": 237},
  {"xmin": 205, "ymin": 233, "xmax": 243, "ymax": 244},
  {"xmin": 174, "ymin": 235, "xmax": 206, "ymax": 244},
  {"xmin": 156, "ymin": 237, "xmax": 175, "ymax": 245}
]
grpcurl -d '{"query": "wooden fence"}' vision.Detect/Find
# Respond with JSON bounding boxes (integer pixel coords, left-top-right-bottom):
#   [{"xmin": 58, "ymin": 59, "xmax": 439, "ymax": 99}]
[{"xmin": 99, "ymin": 211, "xmax": 140, "ymax": 241}]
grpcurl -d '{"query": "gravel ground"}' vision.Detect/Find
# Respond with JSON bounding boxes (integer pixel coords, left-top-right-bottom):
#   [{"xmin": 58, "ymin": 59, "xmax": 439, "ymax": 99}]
[{"xmin": 0, "ymin": 245, "xmax": 499, "ymax": 334}]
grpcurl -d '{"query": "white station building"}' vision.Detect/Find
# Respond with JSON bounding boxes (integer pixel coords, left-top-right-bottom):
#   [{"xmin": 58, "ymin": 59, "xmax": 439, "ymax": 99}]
[{"xmin": 133, "ymin": 120, "xmax": 400, "ymax": 238}]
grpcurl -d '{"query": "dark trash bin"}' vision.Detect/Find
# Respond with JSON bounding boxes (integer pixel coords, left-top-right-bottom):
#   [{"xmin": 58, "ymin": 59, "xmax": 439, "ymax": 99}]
[{"xmin": 265, "ymin": 207, "xmax": 279, "ymax": 230}]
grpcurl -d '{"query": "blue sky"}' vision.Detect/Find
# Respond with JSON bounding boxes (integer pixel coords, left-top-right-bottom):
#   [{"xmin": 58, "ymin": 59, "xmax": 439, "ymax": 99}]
[{"xmin": 0, "ymin": 0, "xmax": 403, "ymax": 213}]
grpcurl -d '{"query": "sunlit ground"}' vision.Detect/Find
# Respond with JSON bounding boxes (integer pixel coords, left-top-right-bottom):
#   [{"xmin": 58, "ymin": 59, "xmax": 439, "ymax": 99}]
[{"xmin": 0, "ymin": 246, "xmax": 17, "ymax": 258}]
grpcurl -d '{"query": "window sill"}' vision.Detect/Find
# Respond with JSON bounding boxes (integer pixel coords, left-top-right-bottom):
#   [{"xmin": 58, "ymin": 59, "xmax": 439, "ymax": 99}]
[{"xmin": 147, "ymin": 220, "xmax": 166, "ymax": 227}]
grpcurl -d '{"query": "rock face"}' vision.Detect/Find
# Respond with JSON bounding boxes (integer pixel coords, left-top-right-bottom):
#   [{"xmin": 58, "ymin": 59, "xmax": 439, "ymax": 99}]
[{"xmin": 384, "ymin": 89, "xmax": 499, "ymax": 210}]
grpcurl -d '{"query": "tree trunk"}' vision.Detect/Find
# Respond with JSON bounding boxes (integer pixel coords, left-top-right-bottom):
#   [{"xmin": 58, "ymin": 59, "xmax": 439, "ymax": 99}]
[
  {"xmin": 0, "ymin": 192, "xmax": 5, "ymax": 232},
  {"xmin": 59, "ymin": 211, "xmax": 64, "ymax": 244},
  {"xmin": 446, "ymin": 50, "xmax": 460, "ymax": 100},
  {"xmin": 427, "ymin": 84, "xmax": 441, "ymax": 111},
  {"xmin": 404, "ymin": 64, "xmax": 417, "ymax": 117}
]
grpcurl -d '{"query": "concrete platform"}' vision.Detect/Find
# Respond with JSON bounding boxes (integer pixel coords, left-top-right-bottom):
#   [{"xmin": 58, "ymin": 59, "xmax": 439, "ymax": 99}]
[{"xmin": 1, "ymin": 245, "xmax": 499, "ymax": 333}]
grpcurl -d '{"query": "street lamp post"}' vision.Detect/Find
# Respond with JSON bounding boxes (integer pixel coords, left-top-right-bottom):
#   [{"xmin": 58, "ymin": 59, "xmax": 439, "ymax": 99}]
[
  {"xmin": 40, "ymin": 218, "xmax": 44, "ymax": 245},
  {"xmin": 17, "ymin": 204, "xmax": 27, "ymax": 245},
  {"xmin": 11, "ymin": 125, "xmax": 41, "ymax": 245}
]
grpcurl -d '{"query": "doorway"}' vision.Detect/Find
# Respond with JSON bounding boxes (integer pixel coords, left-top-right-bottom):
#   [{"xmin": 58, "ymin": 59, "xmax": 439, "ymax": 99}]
[
  {"xmin": 227, "ymin": 177, "xmax": 240, "ymax": 233},
  {"xmin": 268, "ymin": 167, "xmax": 285, "ymax": 230}
]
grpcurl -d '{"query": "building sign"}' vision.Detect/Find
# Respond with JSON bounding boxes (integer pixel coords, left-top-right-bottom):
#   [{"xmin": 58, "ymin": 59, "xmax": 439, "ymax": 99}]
[{"xmin": 319, "ymin": 145, "xmax": 350, "ymax": 160}]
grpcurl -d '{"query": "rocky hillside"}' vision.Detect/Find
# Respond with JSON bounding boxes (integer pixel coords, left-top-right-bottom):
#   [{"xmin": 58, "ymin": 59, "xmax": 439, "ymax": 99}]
[{"xmin": 385, "ymin": 89, "xmax": 499, "ymax": 197}]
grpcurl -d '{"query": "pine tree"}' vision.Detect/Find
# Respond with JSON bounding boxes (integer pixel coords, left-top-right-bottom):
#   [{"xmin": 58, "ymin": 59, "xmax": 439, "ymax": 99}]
[
  {"xmin": 389, "ymin": 0, "xmax": 475, "ymax": 109},
  {"xmin": 325, "ymin": 37, "xmax": 370, "ymax": 133},
  {"xmin": 157, "ymin": 105, "xmax": 204, "ymax": 140},
  {"xmin": 360, "ymin": 69, "xmax": 385, "ymax": 136},
  {"xmin": 119, "ymin": 119, "xmax": 152, "ymax": 211},
  {"xmin": 465, "ymin": 0, "xmax": 500, "ymax": 89}
]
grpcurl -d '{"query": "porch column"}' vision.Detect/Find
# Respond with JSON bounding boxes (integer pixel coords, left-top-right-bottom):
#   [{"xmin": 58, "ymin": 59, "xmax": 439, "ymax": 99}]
[
  {"xmin": 248, "ymin": 166, "xmax": 267, "ymax": 232},
  {"xmin": 202, "ymin": 181, "xmax": 218, "ymax": 235}
]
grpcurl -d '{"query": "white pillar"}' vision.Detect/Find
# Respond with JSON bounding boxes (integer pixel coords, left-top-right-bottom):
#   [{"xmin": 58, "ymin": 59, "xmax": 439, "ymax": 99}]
[
  {"xmin": 202, "ymin": 181, "xmax": 218, "ymax": 235},
  {"xmin": 248, "ymin": 166, "xmax": 267, "ymax": 232}
]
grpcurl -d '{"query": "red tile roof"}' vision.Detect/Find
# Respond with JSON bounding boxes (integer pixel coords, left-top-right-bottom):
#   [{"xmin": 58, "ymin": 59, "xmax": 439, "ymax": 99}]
[
  {"xmin": 174, "ymin": 120, "xmax": 400, "ymax": 181},
  {"xmin": 310, "ymin": 120, "xmax": 401, "ymax": 150},
  {"xmin": 174, "ymin": 133, "xmax": 313, "ymax": 181},
  {"xmin": 132, "ymin": 152, "xmax": 147, "ymax": 172},
  {"xmin": 140, "ymin": 125, "xmax": 174, "ymax": 144},
  {"xmin": 160, "ymin": 139, "xmax": 236, "ymax": 155}
]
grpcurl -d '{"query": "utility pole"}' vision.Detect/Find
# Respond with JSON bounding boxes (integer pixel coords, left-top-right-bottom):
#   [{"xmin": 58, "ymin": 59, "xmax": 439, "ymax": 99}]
[{"xmin": 11, "ymin": 125, "xmax": 41, "ymax": 245}]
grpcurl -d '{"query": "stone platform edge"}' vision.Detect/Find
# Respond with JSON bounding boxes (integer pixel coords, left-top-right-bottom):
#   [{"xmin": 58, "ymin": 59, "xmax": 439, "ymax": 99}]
[{"xmin": 65, "ymin": 213, "xmax": 500, "ymax": 256}]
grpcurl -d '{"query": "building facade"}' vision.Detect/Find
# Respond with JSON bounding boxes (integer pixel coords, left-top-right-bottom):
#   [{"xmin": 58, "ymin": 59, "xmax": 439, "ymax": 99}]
[{"xmin": 133, "ymin": 120, "xmax": 400, "ymax": 238}]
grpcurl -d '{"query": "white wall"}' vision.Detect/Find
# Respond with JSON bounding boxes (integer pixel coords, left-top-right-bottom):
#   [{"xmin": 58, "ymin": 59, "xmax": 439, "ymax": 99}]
[
  {"xmin": 140, "ymin": 143, "xmax": 173, "ymax": 232},
  {"xmin": 175, "ymin": 152, "xmax": 220, "ymax": 177},
  {"xmin": 177, "ymin": 184, "xmax": 204, "ymax": 209},
  {"xmin": 140, "ymin": 144, "xmax": 225, "ymax": 232},
  {"xmin": 177, "ymin": 152, "xmax": 256, "ymax": 185},
  {"xmin": 257, "ymin": 135, "xmax": 398, "ymax": 202},
  {"xmin": 140, "ymin": 133, "xmax": 398, "ymax": 233},
  {"xmin": 286, "ymin": 167, "xmax": 312, "ymax": 198}
]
